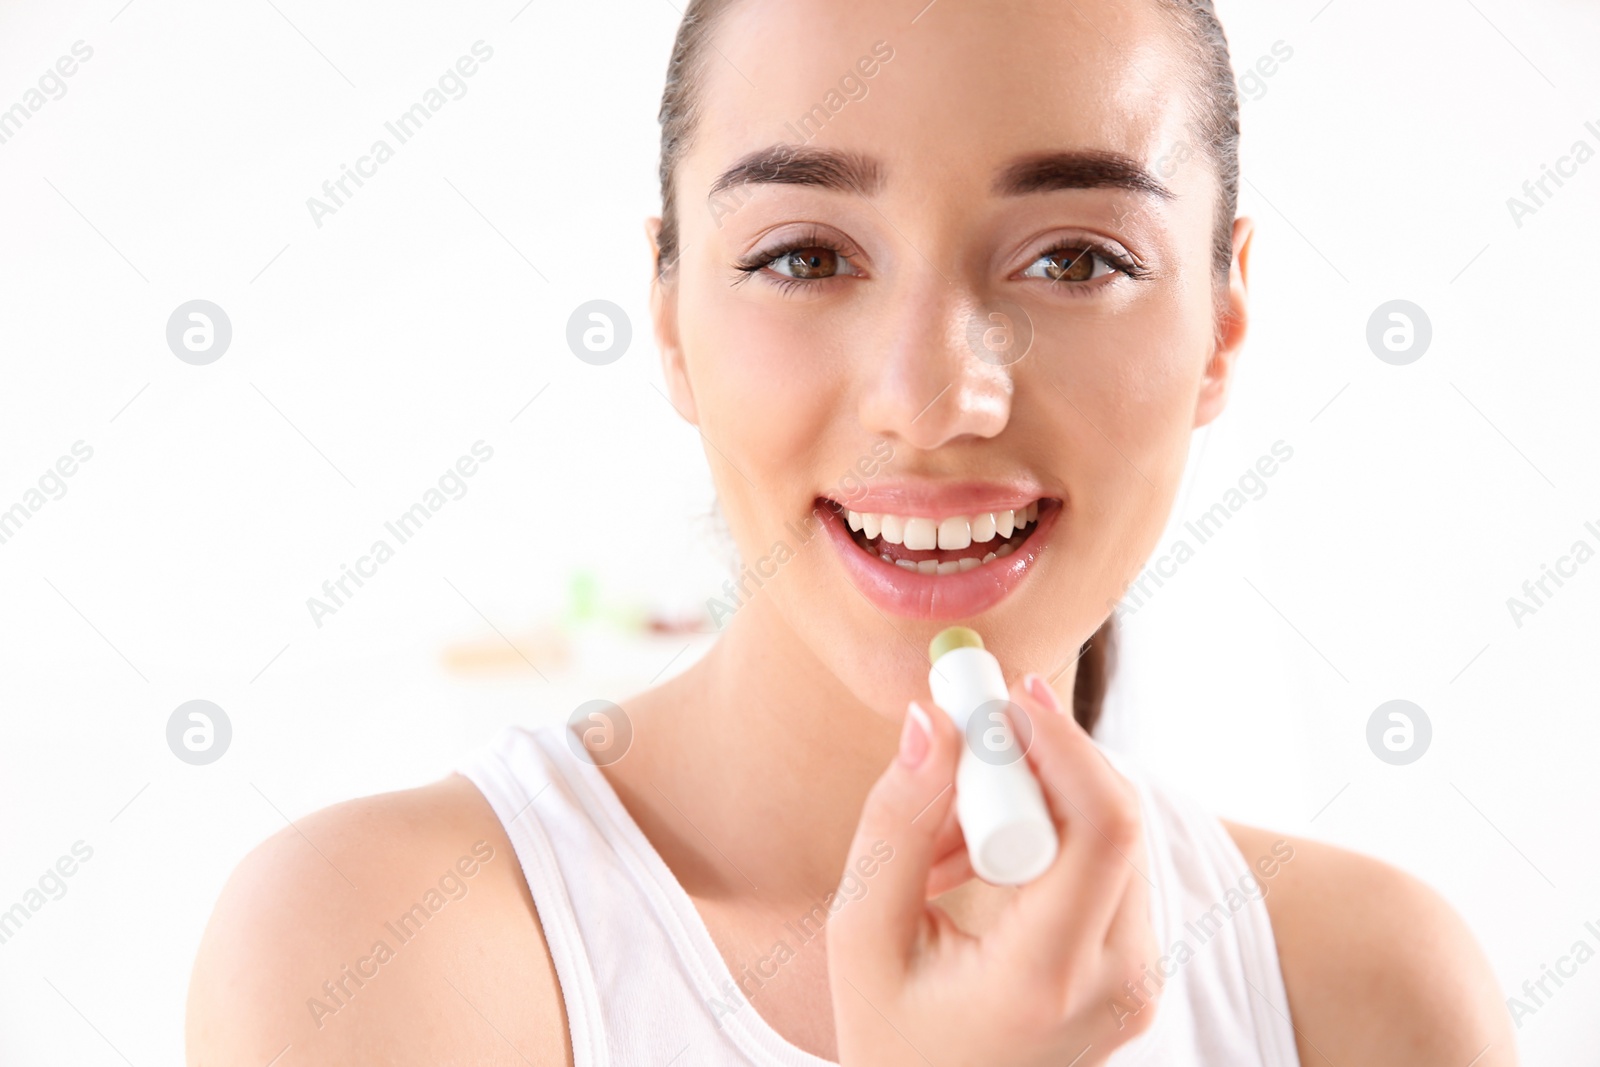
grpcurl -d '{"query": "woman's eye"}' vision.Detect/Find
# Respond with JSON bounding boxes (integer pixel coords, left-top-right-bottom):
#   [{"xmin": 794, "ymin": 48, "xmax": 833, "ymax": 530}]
[
  {"xmin": 1020, "ymin": 246, "xmax": 1120, "ymax": 284},
  {"xmin": 768, "ymin": 246, "xmax": 856, "ymax": 280}
]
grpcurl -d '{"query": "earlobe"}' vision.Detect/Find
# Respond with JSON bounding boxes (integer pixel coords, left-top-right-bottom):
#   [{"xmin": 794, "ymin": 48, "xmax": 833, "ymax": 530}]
[
  {"xmin": 646, "ymin": 216, "xmax": 699, "ymax": 425},
  {"xmin": 1194, "ymin": 217, "xmax": 1254, "ymax": 429}
]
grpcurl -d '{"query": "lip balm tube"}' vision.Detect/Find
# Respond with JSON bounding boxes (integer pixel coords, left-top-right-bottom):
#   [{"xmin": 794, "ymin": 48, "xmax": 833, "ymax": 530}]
[{"xmin": 926, "ymin": 626, "xmax": 1058, "ymax": 886}]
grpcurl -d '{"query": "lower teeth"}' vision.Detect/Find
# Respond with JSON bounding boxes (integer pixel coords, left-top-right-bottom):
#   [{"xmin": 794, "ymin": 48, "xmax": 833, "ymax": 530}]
[{"xmin": 883, "ymin": 542, "xmax": 1014, "ymax": 573}]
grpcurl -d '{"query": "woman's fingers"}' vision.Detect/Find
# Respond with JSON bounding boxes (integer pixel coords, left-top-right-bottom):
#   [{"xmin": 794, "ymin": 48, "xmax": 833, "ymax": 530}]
[
  {"xmin": 828, "ymin": 699, "xmax": 964, "ymax": 986},
  {"xmin": 831, "ymin": 676, "xmax": 1163, "ymax": 1067},
  {"xmin": 994, "ymin": 675, "xmax": 1145, "ymax": 978},
  {"xmin": 1101, "ymin": 844, "xmax": 1156, "ymax": 958},
  {"xmin": 1099, "ymin": 853, "xmax": 1162, "ymax": 1036},
  {"xmin": 923, "ymin": 801, "xmax": 973, "ymax": 898},
  {"xmin": 924, "ymin": 840, "xmax": 976, "ymax": 900}
]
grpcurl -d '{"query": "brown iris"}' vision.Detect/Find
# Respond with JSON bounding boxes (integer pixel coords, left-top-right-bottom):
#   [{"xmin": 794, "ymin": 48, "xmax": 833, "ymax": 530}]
[
  {"xmin": 781, "ymin": 247, "xmax": 841, "ymax": 279},
  {"xmin": 1041, "ymin": 247, "xmax": 1096, "ymax": 282}
]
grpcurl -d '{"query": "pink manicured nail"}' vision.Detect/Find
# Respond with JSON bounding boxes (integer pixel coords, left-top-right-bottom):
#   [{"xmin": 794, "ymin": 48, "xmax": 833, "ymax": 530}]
[
  {"xmin": 899, "ymin": 701, "xmax": 931, "ymax": 768},
  {"xmin": 1024, "ymin": 673, "xmax": 1064, "ymax": 716}
]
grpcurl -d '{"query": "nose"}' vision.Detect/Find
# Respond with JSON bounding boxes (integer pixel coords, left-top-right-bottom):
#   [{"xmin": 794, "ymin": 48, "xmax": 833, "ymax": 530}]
[{"xmin": 856, "ymin": 272, "xmax": 1016, "ymax": 451}]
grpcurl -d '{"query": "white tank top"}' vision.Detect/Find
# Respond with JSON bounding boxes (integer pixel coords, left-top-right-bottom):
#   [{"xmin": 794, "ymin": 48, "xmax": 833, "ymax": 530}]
[{"xmin": 457, "ymin": 724, "xmax": 1302, "ymax": 1066}]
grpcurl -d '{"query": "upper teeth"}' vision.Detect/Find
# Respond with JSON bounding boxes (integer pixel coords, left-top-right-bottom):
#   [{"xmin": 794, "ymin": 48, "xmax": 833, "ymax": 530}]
[{"xmin": 846, "ymin": 502, "xmax": 1039, "ymax": 548}]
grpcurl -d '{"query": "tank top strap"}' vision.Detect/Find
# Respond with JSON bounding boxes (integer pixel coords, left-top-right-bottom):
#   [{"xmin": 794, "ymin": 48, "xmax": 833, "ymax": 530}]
[
  {"xmin": 1096, "ymin": 742, "xmax": 1302, "ymax": 1066},
  {"xmin": 457, "ymin": 723, "xmax": 838, "ymax": 1066},
  {"xmin": 455, "ymin": 725, "xmax": 611, "ymax": 1065}
]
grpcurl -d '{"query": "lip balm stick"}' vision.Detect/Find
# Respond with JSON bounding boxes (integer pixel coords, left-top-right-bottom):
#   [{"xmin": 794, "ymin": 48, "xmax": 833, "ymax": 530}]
[{"xmin": 926, "ymin": 626, "xmax": 1058, "ymax": 886}]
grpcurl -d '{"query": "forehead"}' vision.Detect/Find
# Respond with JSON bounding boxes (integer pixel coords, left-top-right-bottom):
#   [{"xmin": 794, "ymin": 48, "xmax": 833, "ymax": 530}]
[{"xmin": 687, "ymin": 0, "xmax": 1200, "ymax": 198}]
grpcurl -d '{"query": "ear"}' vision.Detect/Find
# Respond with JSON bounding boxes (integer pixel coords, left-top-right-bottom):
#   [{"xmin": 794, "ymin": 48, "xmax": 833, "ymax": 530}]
[
  {"xmin": 646, "ymin": 216, "xmax": 699, "ymax": 426},
  {"xmin": 1193, "ymin": 216, "xmax": 1253, "ymax": 429}
]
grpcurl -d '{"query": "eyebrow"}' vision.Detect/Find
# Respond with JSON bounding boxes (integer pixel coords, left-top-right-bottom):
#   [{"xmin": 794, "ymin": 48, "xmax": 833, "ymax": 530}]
[
  {"xmin": 707, "ymin": 145, "xmax": 1174, "ymax": 202},
  {"xmin": 708, "ymin": 145, "xmax": 883, "ymax": 199},
  {"xmin": 993, "ymin": 150, "xmax": 1176, "ymax": 201}
]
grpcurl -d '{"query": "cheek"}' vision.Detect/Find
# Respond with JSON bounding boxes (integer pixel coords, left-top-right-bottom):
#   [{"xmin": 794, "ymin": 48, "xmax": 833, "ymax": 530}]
[
  {"xmin": 1035, "ymin": 291, "xmax": 1207, "ymax": 470},
  {"xmin": 681, "ymin": 286, "xmax": 849, "ymax": 525},
  {"xmin": 1025, "ymin": 286, "xmax": 1214, "ymax": 595}
]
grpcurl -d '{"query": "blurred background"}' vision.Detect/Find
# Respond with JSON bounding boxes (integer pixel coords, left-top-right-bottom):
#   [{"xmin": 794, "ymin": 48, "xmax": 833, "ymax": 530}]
[{"xmin": 1, "ymin": 0, "xmax": 1597, "ymax": 1062}]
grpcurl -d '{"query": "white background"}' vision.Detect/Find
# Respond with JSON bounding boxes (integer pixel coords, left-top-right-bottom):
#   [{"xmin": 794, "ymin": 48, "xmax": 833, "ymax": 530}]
[{"xmin": 1, "ymin": 0, "xmax": 1597, "ymax": 1063}]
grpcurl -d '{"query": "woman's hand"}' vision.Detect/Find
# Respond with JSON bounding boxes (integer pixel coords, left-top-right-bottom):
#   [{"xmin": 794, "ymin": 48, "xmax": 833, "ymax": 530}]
[{"xmin": 827, "ymin": 674, "xmax": 1161, "ymax": 1067}]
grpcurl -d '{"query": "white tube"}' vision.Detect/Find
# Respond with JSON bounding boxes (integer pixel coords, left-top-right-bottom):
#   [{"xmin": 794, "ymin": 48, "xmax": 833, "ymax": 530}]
[{"xmin": 927, "ymin": 642, "xmax": 1058, "ymax": 885}]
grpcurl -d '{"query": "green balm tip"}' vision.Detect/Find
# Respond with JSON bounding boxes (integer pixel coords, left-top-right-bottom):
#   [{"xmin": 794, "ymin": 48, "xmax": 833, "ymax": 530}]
[{"xmin": 929, "ymin": 626, "xmax": 984, "ymax": 662}]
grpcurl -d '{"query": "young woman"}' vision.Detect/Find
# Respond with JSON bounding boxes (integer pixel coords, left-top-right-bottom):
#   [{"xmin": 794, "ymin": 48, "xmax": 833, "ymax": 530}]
[{"xmin": 189, "ymin": 1, "xmax": 1515, "ymax": 1063}]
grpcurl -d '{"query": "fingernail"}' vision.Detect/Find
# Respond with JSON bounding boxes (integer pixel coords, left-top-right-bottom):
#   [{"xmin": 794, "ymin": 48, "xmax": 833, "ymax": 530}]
[
  {"xmin": 899, "ymin": 701, "xmax": 931, "ymax": 768},
  {"xmin": 1024, "ymin": 673, "xmax": 1064, "ymax": 716}
]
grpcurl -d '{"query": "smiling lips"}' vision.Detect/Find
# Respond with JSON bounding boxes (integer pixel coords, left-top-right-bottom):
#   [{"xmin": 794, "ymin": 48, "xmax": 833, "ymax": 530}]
[{"xmin": 820, "ymin": 494, "xmax": 1061, "ymax": 620}]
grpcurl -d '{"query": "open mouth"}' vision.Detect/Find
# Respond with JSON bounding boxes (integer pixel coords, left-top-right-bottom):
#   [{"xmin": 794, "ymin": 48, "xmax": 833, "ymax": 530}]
[
  {"xmin": 825, "ymin": 499, "xmax": 1054, "ymax": 574},
  {"xmin": 818, "ymin": 494, "xmax": 1062, "ymax": 621}
]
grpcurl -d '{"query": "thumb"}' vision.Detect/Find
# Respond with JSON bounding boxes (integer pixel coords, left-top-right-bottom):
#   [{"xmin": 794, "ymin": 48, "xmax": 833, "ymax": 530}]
[{"xmin": 829, "ymin": 700, "xmax": 961, "ymax": 983}]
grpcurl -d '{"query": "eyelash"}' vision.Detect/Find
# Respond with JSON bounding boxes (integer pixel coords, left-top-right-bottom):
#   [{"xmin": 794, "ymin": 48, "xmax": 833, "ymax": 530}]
[
  {"xmin": 733, "ymin": 232, "xmax": 1148, "ymax": 295},
  {"xmin": 733, "ymin": 228, "xmax": 852, "ymax": 295}
]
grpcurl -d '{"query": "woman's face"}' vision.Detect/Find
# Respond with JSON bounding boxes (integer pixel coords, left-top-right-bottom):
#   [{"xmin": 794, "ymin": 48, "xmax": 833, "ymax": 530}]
[{"xmin": 652, "ymin": 0, "xmax": 1249, "ymax": 710}]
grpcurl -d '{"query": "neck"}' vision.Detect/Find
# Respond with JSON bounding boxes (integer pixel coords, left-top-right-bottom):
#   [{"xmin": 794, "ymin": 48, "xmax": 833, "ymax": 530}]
[
  {"xmin": 627, "ymin": 598, "xmax": 893, "ymax": 902},
  {"xmin": 609, "ymin": 593, "xmax": 1076, "ymax": 907}
]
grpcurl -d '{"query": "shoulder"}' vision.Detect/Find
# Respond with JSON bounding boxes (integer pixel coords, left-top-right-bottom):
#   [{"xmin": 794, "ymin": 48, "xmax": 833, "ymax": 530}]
[
  {"xmin": 186, "ymin": 773, "xmax": 572, "ymax": 1066},
  {"xmin": 1222, "ymin": 820, "xmax": 1515, "ymax": 1067}
]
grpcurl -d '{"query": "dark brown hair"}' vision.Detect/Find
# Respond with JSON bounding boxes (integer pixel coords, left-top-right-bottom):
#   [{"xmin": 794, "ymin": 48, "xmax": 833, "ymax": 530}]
[{"xmin": 657, "ymin": 0, "xmax": 1239, "ymax": 734}]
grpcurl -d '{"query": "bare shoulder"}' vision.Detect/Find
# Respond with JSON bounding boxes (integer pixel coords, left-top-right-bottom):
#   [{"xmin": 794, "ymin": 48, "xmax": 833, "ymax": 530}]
[
  {"xmin": 1223, "ymin": 821, "xmax": 1516, "ymax": 1066},
  {"xmin": 186, "ymin": 773, "xmax": 572, "ymax": 1066}
]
